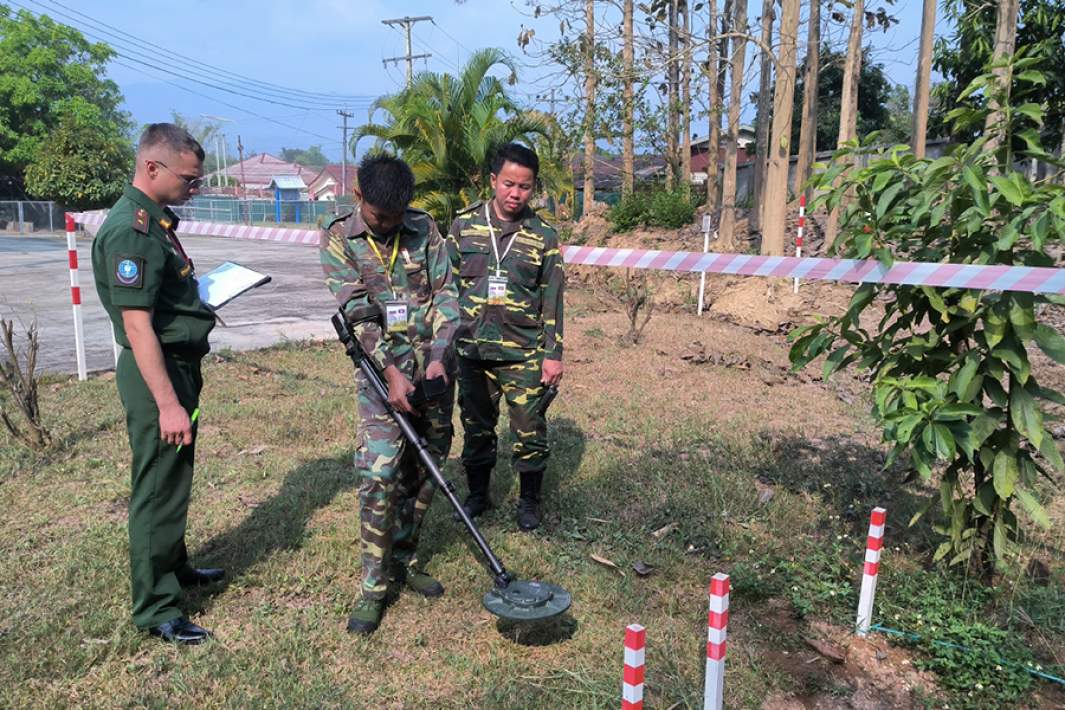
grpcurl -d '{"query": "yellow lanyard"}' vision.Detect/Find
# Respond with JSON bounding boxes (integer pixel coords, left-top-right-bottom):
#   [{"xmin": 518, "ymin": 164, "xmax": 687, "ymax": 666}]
[{"xmin": 366, "ymin": 234, "xmax": 401, "ymax": 293}]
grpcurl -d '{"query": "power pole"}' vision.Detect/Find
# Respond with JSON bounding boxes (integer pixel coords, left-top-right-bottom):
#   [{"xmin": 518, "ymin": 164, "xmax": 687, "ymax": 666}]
[
  {"xmin": 337, "ymin": 109, "xmax": 354, "ymax": 201},
  {"xmin": 237, "ymin": 135, "xmax": 249, "ymax": 224},
  {"xmin": 382, "ymin": 16, "xmax": 432, "ymax": 87}
]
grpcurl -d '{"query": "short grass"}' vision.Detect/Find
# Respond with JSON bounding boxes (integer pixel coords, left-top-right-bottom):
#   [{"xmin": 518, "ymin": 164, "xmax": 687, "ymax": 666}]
[{"xmin": 1, "ymin": 306, "xmax": 1063, "ymax": 709}]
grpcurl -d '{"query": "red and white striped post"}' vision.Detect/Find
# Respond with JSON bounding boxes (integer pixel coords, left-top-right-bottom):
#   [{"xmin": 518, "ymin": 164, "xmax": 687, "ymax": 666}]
[
  {"xmin": 703, "ymin": 573, "xmax": 729, "ymax": 710},
  {"xmin": 622, "ymin": 623, "xmax": 646, "ymax": 710},
  {"xmin": 856, "ymin": 507, "xmax": 887, "ymax": 636},
  {"xmin": 65, "ymin": 214, "xmax": 87, "ymax": 381},
  {"xmin": 793, "ymin": 194, "xmax": 806, "ymax": 294}
]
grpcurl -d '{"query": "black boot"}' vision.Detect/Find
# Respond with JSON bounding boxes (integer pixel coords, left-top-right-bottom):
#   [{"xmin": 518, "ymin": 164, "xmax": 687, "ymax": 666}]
[
  {"xmin": 517, "ymin": 470, "xmax": 544, "ymax": 531},
  {"xmin": 453, "ymin": 466, "xmax": 492, "ymax": 521}
]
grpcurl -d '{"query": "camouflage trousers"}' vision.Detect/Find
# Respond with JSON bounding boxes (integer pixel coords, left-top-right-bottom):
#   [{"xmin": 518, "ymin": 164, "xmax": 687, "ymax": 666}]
[
  {"xmin": 354, "ymin": 373, "xmax": 455, "ymax": 601},
  {"xmin": 458, "ymin": 355, "xmax": 549, "ymax": 476}
]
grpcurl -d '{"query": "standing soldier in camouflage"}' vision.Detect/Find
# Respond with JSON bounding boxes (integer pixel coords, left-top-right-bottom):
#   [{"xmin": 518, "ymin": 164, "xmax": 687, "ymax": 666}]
[
  {"xmin": 321, "ymin": 154, "xmax": 460, "ymax": 635},
  {"xmin": 91, "ymin": 124, "xmax": 222, "ymax": 645},
  {"xmin": 447, "ymin": 143, "xmax": 565, "ymax": 532}
]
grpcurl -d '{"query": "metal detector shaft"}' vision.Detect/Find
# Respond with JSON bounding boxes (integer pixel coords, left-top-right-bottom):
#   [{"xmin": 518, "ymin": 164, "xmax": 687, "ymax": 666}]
[{"xmin": 331, "ymin": 313, "xmax": 512, "ymax": 586}]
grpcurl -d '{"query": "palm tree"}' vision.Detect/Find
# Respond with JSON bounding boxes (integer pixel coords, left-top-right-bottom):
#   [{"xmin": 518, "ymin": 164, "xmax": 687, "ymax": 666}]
[{"xmin": 355, "ymin": 48, "xmax": 551, "ymax": 227}]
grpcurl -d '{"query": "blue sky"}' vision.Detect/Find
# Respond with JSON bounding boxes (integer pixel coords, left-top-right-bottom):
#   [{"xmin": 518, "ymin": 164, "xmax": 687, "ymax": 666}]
[{"xmin": 18, "ymin": 0, "xmax": 935, "ymax": 162}]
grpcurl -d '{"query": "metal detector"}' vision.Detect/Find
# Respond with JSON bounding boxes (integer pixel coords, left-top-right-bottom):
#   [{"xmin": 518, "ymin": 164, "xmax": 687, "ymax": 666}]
[{"xmin": 331, "ymin": 312, "xmax": 571, "ymax": 623}]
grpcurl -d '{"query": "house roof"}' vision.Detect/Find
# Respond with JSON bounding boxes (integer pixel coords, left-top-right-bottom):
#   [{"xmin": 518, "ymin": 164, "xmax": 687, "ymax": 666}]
[
  {"xmin": 308, "ymin": 164, "xmax": 357, "ymax": 196},
  {"xmin": 203, "ymin": 154, "xmax": 314, "ymax": 189},
  {"xmin": 269, "ymin": 175, "xmax": 308, "ymax": 190}
]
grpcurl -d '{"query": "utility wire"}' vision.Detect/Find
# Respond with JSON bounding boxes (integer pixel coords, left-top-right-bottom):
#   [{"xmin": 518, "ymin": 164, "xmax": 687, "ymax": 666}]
[{"xmin": 31, "ymin": 0, "xmax": 377, "ymax": 104}]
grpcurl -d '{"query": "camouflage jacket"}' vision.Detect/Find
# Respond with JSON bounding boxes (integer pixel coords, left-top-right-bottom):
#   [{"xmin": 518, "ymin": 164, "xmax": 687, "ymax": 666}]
[
  {"xmin": 446, "ymin": 202, "xmax": 564, "ymax": 362},
  {"xmin": 320, "ymin": 207, "xmax": 460, "ymax": 379}
]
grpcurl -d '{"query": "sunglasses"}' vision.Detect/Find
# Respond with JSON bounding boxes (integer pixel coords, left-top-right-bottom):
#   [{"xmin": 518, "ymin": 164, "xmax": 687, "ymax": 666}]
[{"xmin": 153, "ymin": 160, "xmax": 205, "ymax": 189}]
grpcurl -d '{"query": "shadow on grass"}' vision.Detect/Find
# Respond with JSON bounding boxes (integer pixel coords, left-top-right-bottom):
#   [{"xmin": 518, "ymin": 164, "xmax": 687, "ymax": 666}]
[
  {"xmin": 419, "ymin": 416, "xmax": 587, "ymax": 575},
  {"xmin": 496, "ymin": 613, "xmax": 578, "ymax": 646},
  {"xmin": 186, "ymin": 453, "xmax": 355, "ymax": 611}
]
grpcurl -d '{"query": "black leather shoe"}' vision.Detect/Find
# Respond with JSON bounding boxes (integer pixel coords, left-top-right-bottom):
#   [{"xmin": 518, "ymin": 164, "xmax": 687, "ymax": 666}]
[
  {"xmin": 148, "ymin": 617, "xmax": 212, "ymax": 645},
  {"xmin": 176, "ymin": 567, "xmax": 225, "ymax": 586},
  {"xmin": 517, "ymin": 497, "xmax": 541, "ymax": 531},
  {"xmin": 452, "ymin": 493, "xmax": 491, "ymax": 522}
]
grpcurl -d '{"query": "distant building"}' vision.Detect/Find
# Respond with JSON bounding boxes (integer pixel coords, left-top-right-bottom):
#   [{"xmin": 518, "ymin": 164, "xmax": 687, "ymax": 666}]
[
  {"xmin": 307, "ymin": 164, "xmax": 358, "ymax": 201},
  {"xmin": 201, "ymin": 154, "xmax": 315, "ymax": 197}
]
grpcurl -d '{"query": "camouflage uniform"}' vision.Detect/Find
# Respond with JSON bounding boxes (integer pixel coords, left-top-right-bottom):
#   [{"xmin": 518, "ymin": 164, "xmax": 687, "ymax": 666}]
[
  {"xmin": 321, "ymin": 207, "xmax": 459, "ymax": 601},
  {"xmin": 446, "ymin": 202, "xmax": 565, "ymax": 492}
]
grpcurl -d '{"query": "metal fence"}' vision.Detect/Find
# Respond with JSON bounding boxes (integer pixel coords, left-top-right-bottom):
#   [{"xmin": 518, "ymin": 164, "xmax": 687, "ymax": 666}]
[
  {"xmin": 0, "ymin": 200, "xmax": 65, "ymax": 234},
  {"xmin": 171, "ymin": 197, "xmax": 355, "ymax": 227}
]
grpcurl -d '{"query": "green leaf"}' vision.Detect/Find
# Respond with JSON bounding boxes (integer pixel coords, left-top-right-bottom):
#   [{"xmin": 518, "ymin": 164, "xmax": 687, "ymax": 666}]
[
  {"xmin": 1014, "ymin": 103, "xmax": 1045, "ymax": 125},
  {"xmin": 823, "ymin": 346, "xmax": 850, "ymax": 379},
  {"xmin": 948, "ymin": 354, "xmax": 980, "ymax": 400},
  {"xmin": 991, "ymin": 336, "xmax": 1030, "ymax": 383},
  {"xmin": 966, "ymin": 413, "xmax": 1000, "ymax": 456},
  {"xmin": 1007, "ymin": 294, "xmax": 1036, "ymax": 340},
  {"xmin": 992, "ymin": 451, "xmax": 1019, "ymax": 499},
  {"xmin": 934, "ymin": 404, "xmax": 983, "ymax": 421},
  {"xmin": 1033, "ymin": 324, "xmax": 1065, "ymax": 364},
  {"xmin": 993, "ymin": 516, "xmax": 1009, "ymax": 561},
  {"xmin": 876, "ymin": 182, "xmax": 905, "ymax": 220},
  {"xmin": 1009, "ymin": 381, "xmax": 1044, "ymax": 449},
  {"xmin": 933, "ymin": 540, "xmax": 952, "ymax": 562},
  {"xmin": 962, "ymin": 164, "xmax": 990, "ymax": 216},
  {"xmin": 990, "ymin": 175, "xmax": 1024, "ymax": 207},
  {"xmin": 983, "ymin": 303, "xmax": 1008, "ymax": 350},
  {"xmin": 1016, "ymin": 70, "xmax": 1048, "ymax": 86},
  {"xmin": 1014, "ymin": 488, "xmax": 1051, "ymax": 529},
  {"xmin": 973, "ymin": 482, "xmax": 996, "ymax": 516},
  {"xmin": 924, "ymin": 423, "xmax": 956, "ymax": 460},
  {"xmin": 1038, "ymin": 434, "xmax": 1064, "ymax": 472}
]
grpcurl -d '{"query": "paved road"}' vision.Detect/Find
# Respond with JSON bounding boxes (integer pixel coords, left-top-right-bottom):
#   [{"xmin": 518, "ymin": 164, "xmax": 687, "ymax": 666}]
[{"xmin": 0, "ymin": 231, "xmax": 337, "ymax": 375}]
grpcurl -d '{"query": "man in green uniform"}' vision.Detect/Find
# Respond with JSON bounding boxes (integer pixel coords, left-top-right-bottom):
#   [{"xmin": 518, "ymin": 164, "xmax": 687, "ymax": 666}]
[
  {"xmin": 321, "ymin": 154, "xmax": 460, "ymax": 635},
  {"xmin": 446, "ymin": 143, "xmax": 565, "ymax": 532},
  {"xmin": 91, "ymin": 123, "xmax": 222, "ymax": 645}
]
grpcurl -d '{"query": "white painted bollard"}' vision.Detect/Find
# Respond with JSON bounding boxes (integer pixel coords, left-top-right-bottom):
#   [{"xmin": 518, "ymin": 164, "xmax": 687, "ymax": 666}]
[
  {"xmin": 793, "ymin": 194, "xmax": 805, "ymax": 294},
  {"xmin": 622, "ymin": 623, "xmax": 646, "ymax": 710},
  {"xmin": 65, "ymin": 213, "xmax": 88, "ymax": 381},
  {"xmin": 703, "ymin": 573, "xmax": 729, "ymax": 710},
  {"xmin": 856, "ymin": 507, "xmax": 887, "ymax": 636},
  {"xmin": 698, "ymin": 214, "xmax": 712, "ymax": 316}
]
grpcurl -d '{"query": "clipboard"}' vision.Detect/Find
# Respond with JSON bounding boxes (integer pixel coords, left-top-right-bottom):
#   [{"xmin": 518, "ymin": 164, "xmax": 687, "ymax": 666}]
[{"xmin": 197, "ymin": 261, "xmax": 272, "ymax": 309}]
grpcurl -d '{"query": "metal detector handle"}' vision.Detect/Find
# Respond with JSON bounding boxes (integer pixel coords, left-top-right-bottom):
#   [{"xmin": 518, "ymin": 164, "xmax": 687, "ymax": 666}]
[{"xmin": 331, "ymin": 312, "xmax": 511, "ymax": 584}]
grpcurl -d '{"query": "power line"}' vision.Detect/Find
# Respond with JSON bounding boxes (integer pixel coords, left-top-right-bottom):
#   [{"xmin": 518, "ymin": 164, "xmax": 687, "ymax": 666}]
[
  {"xmin": 107, "ymin": 57, "xmax": 339, "ymax": 144},
  {"xmin": 12, "ymin": 2, "xmax": 375, "ymax": 113},
  {"xmin": 31, "ymin": 0, "xmax": 377, "ymax": 104}
]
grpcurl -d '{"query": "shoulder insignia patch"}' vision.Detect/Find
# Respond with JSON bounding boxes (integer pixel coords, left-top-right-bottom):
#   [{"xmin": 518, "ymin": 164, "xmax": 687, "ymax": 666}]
[
  {"xmin": 132, "ymin": 208, "xmax": 150, "ymax": 234},
  {"xmin": 114, "ymin": 255, "xmax": 144, "ymax": 288},
  {"xmin": 456, "ymin": 201, "xmax": 483, "ymax": 215}
]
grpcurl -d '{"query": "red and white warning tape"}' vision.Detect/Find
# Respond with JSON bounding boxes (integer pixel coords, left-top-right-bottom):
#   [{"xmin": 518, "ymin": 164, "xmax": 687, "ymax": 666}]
[{"xmin": 72, "ymin": 211, "xmax": 1065, "ymax": 295}]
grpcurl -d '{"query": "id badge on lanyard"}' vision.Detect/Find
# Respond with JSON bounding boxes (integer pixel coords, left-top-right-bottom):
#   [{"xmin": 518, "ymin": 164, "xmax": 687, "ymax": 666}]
[
  {"xmin": 487, "ymin": 273, "xmax": 508, "ymax": 306},
  {"xmin": 485, "ymin": 203, "xmax": 517, "ymax": 308},
  {"xmin": 384, "ymin": 300, "xmax": 408, "ymax": 333}
]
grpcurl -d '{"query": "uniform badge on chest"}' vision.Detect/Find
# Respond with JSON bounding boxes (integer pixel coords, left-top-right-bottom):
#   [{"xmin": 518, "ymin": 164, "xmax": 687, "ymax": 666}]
[{"xmin": 487, "ymin": 273, "xmax": 508, "ymax": 306}]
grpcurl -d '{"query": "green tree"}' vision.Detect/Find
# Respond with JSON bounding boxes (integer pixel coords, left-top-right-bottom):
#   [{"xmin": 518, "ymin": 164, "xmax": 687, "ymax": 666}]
[
  {"xmin": 0, "ymin": 6, "xmax": 131, "ymax": 175},
  {"xmin": 355, "ymin": 48, "xmax": 551, "ymax": 226},
  {"xmin": 25, "ymin": 100, "xmax": 133, "ymax": 210},
  {"xmin": 931, "ymin": 0, "xmax": 1065, "ymax": 147},
  {"xmin": 280, "ymin": 145, "xmax": 329, "ymax": 168},
  {"xmin": 791, "ymin": 57, "xmax": 1065, "ymax": 579},
  {"xmin": 751, "ymin": 46, "xmax": 895, "ymax": 153}
]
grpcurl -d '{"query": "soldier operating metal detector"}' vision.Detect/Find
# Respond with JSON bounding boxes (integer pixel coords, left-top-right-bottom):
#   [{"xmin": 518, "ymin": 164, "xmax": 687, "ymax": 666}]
[{"xmin": 331, "ymin": 312, "xmax": 572, "ymax": 623}]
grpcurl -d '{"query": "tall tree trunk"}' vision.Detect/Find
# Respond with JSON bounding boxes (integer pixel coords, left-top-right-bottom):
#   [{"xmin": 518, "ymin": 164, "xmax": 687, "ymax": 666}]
[
  {"xmin": 705, "ymin": 0, "xmax": 722, "ymax": 210},
  {"xmin": 824, "ymin": 0, "xmax": 863, "ymax": 247},
  {"xmin": 622, "ymin": 0, "xmax": 635, "ymax": 196},
  {"xmin": 582, "ymin": 0, "xmax": 597, "ymax": 218},
  {"xmin": 681, "ymin": 0, "xmax": 693, "ymax": 188},
  {"xmin": 759, "ymin": 0, "xmax": 800, "ymax": 256},
  {"xmin": 793, "ymin": 0, "xmax": 820, "ymax": 198},
  {"xmin": 718, "ymin": 0, "xmax": 749, "ymax": 250},
  {"xmin": 984, "ymin": 0, "xmax": 1020, "ymax": 157},
  {"xmin": 666, "ymin": 0, "xmax": 679, "ymax": 190},
  {"xmin": 912, "ymin": 0, "xmax": 936, "ymax": 158},
  {"xmin": 750, "ymin": 0, "xmax": 774, "ymax": 231}
]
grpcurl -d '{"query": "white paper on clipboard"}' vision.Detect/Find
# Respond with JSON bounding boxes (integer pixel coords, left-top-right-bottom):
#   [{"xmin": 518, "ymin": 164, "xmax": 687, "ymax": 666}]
[{"xmin": 197, "ymin": 261, "xmax": 272, "ymax": 309}]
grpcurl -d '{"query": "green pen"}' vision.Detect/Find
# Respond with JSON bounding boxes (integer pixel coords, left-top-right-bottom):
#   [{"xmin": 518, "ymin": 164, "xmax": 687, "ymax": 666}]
[{"xmin": 176, "ymin": 407, "xmax": 200, "ymax": 453}]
